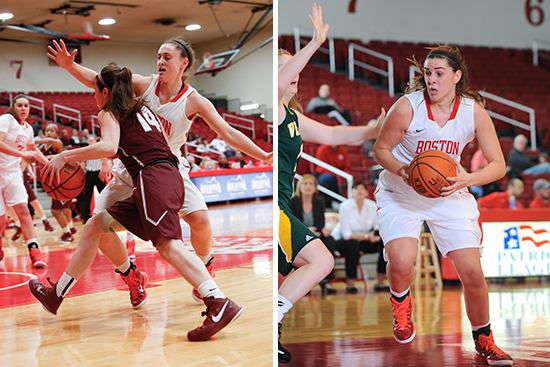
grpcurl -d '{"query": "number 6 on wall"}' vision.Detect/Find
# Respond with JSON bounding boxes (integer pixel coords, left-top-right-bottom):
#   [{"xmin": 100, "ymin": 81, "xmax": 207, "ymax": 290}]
[{"xmin": 526, "ymin": 0, "xmax": 545, "ymax": 26}]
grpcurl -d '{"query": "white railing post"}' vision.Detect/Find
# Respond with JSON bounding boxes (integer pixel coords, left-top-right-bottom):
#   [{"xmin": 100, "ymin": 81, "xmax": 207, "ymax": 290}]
[
  {"xmin": 348, "ymin": 44, "xmax": 355, "ymax": 81},
  {"xmin": 533, "ymin": 40, "xmax": 539, "ymax": 67},
  {"xmin": 347, "ymin": 43, "xmax": 394, "ymax": 97},
  {"xmin": 294, "ymin": 25, "xmax": 301, "ymax": 53},
  {"xmin": 329, "ymin": 38, "xmax": 335, "ymax": 73}
]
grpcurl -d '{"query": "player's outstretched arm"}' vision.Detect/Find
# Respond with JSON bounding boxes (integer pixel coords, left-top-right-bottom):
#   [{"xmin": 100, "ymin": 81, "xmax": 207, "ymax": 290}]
[
  {"xmin": 278, "ymin": 3, "xmax": 329, "ymax": 103},
  {"xmin": 297, "ymin": 108, "xmax": 383, "ymax": 145},
  {"xmin": 189, "ymin": 94, "xmax": 272, "ymax": 164}
]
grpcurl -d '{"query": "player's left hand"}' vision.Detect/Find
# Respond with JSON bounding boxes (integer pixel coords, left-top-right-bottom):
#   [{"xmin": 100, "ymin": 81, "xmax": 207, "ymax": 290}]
[
  {"xmin": 43, "ymin": 154, "xmax": 65, "ymax": 186},
  {"xmin": 442, "ymin": 162, "xmax": 470, "ymax": 196}
]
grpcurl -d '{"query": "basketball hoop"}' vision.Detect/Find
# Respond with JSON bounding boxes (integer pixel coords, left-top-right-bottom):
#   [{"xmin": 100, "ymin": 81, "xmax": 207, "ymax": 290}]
[
  {"xmin": 203, "ymin": 52, "xmax": 215, "ymax": 69},
  {"xmin": 195, "ymin": 49, "xmax": 240, "ymax": 75}
]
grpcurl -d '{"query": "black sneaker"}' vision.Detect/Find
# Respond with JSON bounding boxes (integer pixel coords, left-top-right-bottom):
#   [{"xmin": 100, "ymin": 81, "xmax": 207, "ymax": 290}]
[{"xmin": 278, "ymin": 322, "xmax": 291, "ymax": 363}]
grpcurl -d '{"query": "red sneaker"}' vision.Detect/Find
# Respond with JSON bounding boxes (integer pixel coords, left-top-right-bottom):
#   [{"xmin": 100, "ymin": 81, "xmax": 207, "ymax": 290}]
[
  {"xmin": 70, "ymin": 227, "xmax": 77, "ymax": 235},
  {"xmin": 473, "ymin": 331, "xmax": 513, "ymax": 366},
  {"xmin": 28, "ymin": 277, "xmax": 63, "ymax": 315},
  {"xmin": 43, "ymin": 220, "xmax": 55, "ymax": 232},
  {"xmin": 11, "ymin": 226, "xmax": 22, "ymax": 241},
  {"xmin": 390, "ymin": 295, "xmax": 416, "ymax": 344},
  {"xmin": 187, "ymin": 296, "xmax": 243, "ymax": 341},
  {"xmin": 117, "ymin": 267, "xmax": 148, "ymax": 309},
  {"xmin": 29, "ymin": 247, "xmax": 47, "ymax": 268},
  {"xmin": 192, "ymin": 257, "xmax": 215, "ymax": 303},
  {"xmin": 60, "ymin": 232, "xmax": 74, "ymax": 244},
  {"xmin": 126, "ymin": 240, "xmax": 136, "ymax": 260}
]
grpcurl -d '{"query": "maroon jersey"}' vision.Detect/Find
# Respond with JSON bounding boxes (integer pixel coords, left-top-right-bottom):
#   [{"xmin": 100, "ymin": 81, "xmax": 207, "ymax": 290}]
[
  {"xmin": 39, "ymin": 144, "xmax": 57, "ymax": 157},
  {"xmin": 117, "ymin": 105, "xmax": 179, "ymax": 178}
]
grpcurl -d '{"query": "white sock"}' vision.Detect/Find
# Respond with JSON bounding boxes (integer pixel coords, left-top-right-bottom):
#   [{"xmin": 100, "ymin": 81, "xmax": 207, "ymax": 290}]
[
  {"xmin": 57, "ymin": 272, "xmax": 77, "ymax": 298},
  {"xmin": 197, "ymin": 279, "xmax": 225, "ymax": 299},
  {"xmin": 40, "ymin": 215, "xmax": 47, "ymax": 221},
  {"xmin": 278, "ymin": 294, "xmax": 293, "ymax": 324},
  {"xmin": 472, "ymin": 321, "xmax": 491, "ymax": 331},
  {"xmin": 69, "ymin": 220, "xmax": 74, "ymax": 228},
  {"xmin": 26, "ymin": 238, "xmax": 38, "ymax": 246},
  {"xmin": 390, "ymin": 287, "xmax": 410, "ymax": 299},
  {"xmin": 197, "ymin": 254, "xmax": 211, "ymax": 265},
  {"xmin": 116, "ymin": 258, "xmax": 131, "ymax": 274},
  {"xmin": 63, "ymin": 226, "xmax": 70, "ymax": 233},
  {"xmin": 126, "ymin": 232, "xmax": 135, "ymax": 242}
]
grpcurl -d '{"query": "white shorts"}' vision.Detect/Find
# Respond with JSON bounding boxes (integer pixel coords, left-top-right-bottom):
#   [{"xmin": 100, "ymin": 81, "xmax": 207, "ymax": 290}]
[
  {"xmin": 374, "ymin": 170, "xmax": 482, "ymax": 258},
  {"xmin": 93, "ymin": 160, "xmax": 208, "ymax": 216},
  {"xmin": 0, "ymin": 170, "xmax": 28, "ymax": 216}
]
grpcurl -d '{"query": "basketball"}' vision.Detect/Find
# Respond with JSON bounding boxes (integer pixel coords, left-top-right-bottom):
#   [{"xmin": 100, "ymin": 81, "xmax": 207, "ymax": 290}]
[
  {"xmin": 41, "ymin": 161, "xmax": 85, "ymax": 201},
  {"xmin": 408, "ymin": 150, "xmax": 457, "ymax": 198}
]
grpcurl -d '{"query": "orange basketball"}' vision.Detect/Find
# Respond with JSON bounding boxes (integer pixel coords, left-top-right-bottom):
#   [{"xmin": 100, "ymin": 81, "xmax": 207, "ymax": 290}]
[
  {"xmin": 408, "ymin": 150, "xmax": 457, "ymax": 198},
  {"xmin": 41, "ymin": 161, "xmax": 85, "ymax": 201}
]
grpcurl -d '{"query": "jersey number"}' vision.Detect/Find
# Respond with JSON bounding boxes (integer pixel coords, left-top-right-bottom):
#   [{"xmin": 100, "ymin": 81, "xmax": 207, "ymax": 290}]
[
  {"xmin": 287, "ymin": 121, "xmax": 300, "ymax": 138},
  {"xmin": 137, "ymin": 108, "xmax": 162, "ymax": 133}
]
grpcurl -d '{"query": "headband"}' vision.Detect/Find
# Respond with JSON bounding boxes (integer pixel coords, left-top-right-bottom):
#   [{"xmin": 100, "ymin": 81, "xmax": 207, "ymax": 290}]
[
  {"xmin": 46, "ymin": 123, "xmax": 59, "ymax": 132},
  {"xmin": 97, "ymin": 71, "xmax": 109, "ymax": 90},
  {"xmin": 427, "ymin": 51, "xmax": 460, "ymax": 71},
  {"xmin": 169, "ymin": 39, "xmax": 189, "ymax": 59}
]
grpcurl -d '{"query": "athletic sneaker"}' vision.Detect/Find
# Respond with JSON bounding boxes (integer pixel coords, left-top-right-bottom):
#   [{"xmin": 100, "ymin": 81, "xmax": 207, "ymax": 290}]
[
  {"xmin": 187, "ymin": 296, "xmax": 243, "ymax": 341},
  {"xmin": 59, "ymin": 232, "xmax": 74, "ymax": 244},
  {"xmin": 11, "ymin": 226, "xmax": 22, "ymax": 241},
  {"xmin": 278, "ymin": 322, "xmax": 292, "ymax": 363},
  {"xmin": 192, "ymin": 257, "xmax": 216, "ymax": 303},
  {"xmin": 116, "ymin": 267, "xmax": 149, "ymax": 309},
  {"xmin": 43, "ymin": 220, "xmax": 55, "ymax": 232},
  {"xmin": 28, "ymin": 277, "xmax": 63, "ymax": 315},
  {"xmin": 390, "ymin": 295, "xmax": 416, "ymax": 344},
  {"xmin": 70, "ymin": 227, "xmax": 78, "ymax": 235},
  {"xmin": 473, "ymin": 331, "xmax": 513, "ymax": 366},
  {"xmin": 126, "ymin": 240, "xmax": 136, "ymax": 260},
  {"xmin": 29, "ymin": 247, "xmax": 47, "ymax": 268}
]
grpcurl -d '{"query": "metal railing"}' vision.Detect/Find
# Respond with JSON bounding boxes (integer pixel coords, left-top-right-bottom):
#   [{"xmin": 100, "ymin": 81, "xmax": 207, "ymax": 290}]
[
  {"xmin": 348, "ymin": 43, "xmax": 394, "ymax": 97},
  {"xmin": 222, "ymin": 113, "xmax": 255, "ymax": 139},
  {"xmin": 91, "ymin": 115, "xmax": 99, "ymax": 135},
  {"xmin": 295, "ymin": 152, "xmax": 353, "ymax": 203},
  {"xmin": 480, "ymin": 91, "xmax": 537, "ymax": 150},
  {"xmin": 267, "ymin": 123, "xmax": 273, "ymax": 142},
  {"xmin": 53, "ymin": 103, "xmax": 81, "ymax": 130},
  {"xmin": 294, "ymin": 25, "xmax": 336, "ymax": 73},
  {"xmin": 532, "ymin": 39, "xmax": 550, "ymax": 67},
  {"xmin": 2, "ymin": 92, "xmax": 46, "ymax": 120}
]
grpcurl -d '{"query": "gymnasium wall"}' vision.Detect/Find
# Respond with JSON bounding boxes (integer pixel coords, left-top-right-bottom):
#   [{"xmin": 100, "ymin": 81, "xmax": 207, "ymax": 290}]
[
  {"xmin": 0, "ymin": 26, "xmax": 273, "ymax": 116},
  {"xmin": 278, "ymin": 0, "xmax": 550, "ymax": 49}
]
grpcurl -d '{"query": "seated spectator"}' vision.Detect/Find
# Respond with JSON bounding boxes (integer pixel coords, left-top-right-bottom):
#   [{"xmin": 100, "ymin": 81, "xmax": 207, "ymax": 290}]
[
  {"xmin": 233, "ymin": 150, "xmax": 250, "ymax": 168},
  {"xmin": 305, "ymin": 84, "xmax": 353, "ymax": 126},
  {"xmin": 209, "ymin": 134, "xmax": 235, "ymax": 157},
  {"xmin": 529, "ymin": 179, "xmax": 550, "ymax": 208},
  {"xmin": 70, "ymin": 128, "xmax": 81, "ymax": 147},
  {"xmin": 187, "ymin": 155, "xmax": 202, "ymax": 172},
  {"xmin": 32, "ymin": 119, "xmax": 43, "ymax": 137},
  {"xmin": 200, "ymin": 156, "xmax": 215, "ymax": 170},
  {"xmin": 60, "ymin": 129, "xmax": 71, "ymax": 148},
  {"xmin": 315, "ymin": 144, "xmax": 350, "ymax": 208},
  {"xmin": 289, "ymin": 174, "xmax": 337, "ymax": 294},
  {"xmin": 217, "ymin": 154, "xmax": 231, "ymax": 169},
  {"xmin": 477, "ymin": 178, "xmax": 524, "ymax": 209},
  {"xmin": 195, "ymin": 137, "xmax": 209, "ymax": 153},
  {"xmin": 334, "ymin": 181, "xmax": 389, "ymax": 293},
  {"xmin": 507, "ymin": 134, "xmax": 550, "ymax": 178}
]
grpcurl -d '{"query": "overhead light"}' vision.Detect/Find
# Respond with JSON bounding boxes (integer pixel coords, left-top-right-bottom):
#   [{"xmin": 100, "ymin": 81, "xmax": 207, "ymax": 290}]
[
  {"xmin": 98, "ymin": 18, "xmax": 116, "ymax": 25},
  {"xmin": 0, "ymin": 13, "xmax": 14, "ymax": 21},
  {"xmin": 260, "ymin": 114, "xmax": 265, "ymax": 118},
  {"xmin": 240, "ymin": 103, "xmax": 259, "ymax": 111},
  {"xmin": 185, "ymin": 24, "xmax": 201, "ymax": 31}
]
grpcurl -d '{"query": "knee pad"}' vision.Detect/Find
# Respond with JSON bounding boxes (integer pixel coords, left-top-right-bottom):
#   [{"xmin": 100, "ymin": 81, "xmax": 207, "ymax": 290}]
[{"xmin": 99, "ymin": 210, "xmax": 126, "ymax": 233}]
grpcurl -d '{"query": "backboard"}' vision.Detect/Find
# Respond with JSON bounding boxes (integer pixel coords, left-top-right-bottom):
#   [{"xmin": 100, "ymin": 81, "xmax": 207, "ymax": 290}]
[{"xmin": 195, "ymin": 49, "xmax": 240, "ymax": 75}]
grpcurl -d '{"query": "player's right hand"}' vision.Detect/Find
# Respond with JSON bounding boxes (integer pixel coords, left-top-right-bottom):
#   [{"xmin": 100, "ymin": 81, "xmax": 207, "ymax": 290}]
[
  {"xmin": 309, "ymin": 3, "xmax": 329, "ymax": 47},
  {"xmin": 400, "ymin": 164, "xmax": 410, "ymax": 186},
  {"xmin": 47, "ymin": 39, "xmax": 77, "ymax": 69}
]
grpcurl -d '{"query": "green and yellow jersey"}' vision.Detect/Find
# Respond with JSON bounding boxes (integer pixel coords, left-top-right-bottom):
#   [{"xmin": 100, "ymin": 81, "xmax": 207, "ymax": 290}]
[{"xmin": 278, "ymin": 102, "xmax": 303, "ymax": 209}]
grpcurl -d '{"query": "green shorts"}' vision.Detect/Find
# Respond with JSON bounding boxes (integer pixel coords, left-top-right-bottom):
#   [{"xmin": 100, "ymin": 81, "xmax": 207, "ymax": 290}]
[{"xmin": 278, "ymin": 205, "xmax": 318, "ymax": 277}]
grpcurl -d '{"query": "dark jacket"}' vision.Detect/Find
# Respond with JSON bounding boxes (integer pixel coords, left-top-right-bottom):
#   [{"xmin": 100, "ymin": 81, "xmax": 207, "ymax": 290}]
[
  {"xmin": 507, "ymin": 148, "xmax": 539, "ymax": 177},
  {"xmin": 289, "ymin": 195, "xmax": 326, "ymax": 233}
]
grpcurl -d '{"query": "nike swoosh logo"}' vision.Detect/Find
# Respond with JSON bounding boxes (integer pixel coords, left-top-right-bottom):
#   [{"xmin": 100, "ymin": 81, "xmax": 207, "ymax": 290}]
[
  {"xmin": 137, "ymin": 285, "xmax": 143, "ymax": 292},
  {"xmin": 415, "ymin": 129, "xmax": 426, "ymax": 133},
  {"xmin": 37, "ymin": 287, "xmax": 46, "ymax": 296},
  {"xmin": 212, "ymin": 300, "xmax": 229, "ymax": 323}
]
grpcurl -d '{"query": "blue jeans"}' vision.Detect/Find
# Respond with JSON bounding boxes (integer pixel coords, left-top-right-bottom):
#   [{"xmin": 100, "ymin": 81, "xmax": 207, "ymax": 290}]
[{"xmin": 523, "ymin": 162, "xmax": 550, "ymax": 176}]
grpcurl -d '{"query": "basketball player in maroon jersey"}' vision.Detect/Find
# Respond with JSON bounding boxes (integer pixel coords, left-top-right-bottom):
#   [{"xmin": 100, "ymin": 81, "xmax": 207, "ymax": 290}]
[
  {"xmin": 35, "ymin": 123, "xmax": 78, "ymax": 244},
  {"xmin": 29, "ymin": 65, "xmax": 242, "ymax": 341},
  {"xmin": 373, "ymin": 45, "xmax": 512, "ymax": 365}
]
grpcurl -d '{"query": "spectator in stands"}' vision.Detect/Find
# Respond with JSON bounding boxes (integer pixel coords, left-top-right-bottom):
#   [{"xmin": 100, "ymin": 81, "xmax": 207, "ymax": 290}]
[
  {"xmin": 209, "ymin": 134, "xmax": 235, "ymax": 157},
  {"xmin": 80, "ymin": 128, "xmax": 90, "ymax": 145},
  {"xmin": 195, "ymin": 136, "xmax": 209, "ymax": 153},
  {"xmin": 200, "ymin": 156, "xmax": 215, "ymax": 171},
  {"xmin": 217, "ymin": 154, "xmax": 231, "ymax": 169},
  {"xmin": 529, "ymin": 179, "xmax": 550, "ymax": 208},
  {"xmin": 289, "ymin": 174, "xmax": 336, "ymax": 294},
  {"xmin": 334, "ymin": 181, "xmax": 389, "ymax": 293},
  {"xmin": 76, "ymin": 135, "xmax": 107, "ymax": 224},
  {"xmin": 305, "ymin": 84, "xmax": 353, "ymax": 125},
  {"xmin": 233, "ymin": 150, "xmax": 249, "ymax": 168},
  {"xmin": 186, "ymin": 155, "xmax": 202, "ymax": 172},
  {"xmin": 60, "ymin": 129, "xmax": 70, "ymax": 148},
  {"xmin": 507, "ymin": 134, "xmax": 550, "ymax": 178},
  {"xmin": 477, "ymin": 178, "xmax": 524, "ymax": 209},
  {"xmin": 315, "ymin": 144, "xmax": 350, "ymax": 208},
  {"xmin": 32, "ymin": 119, "xmax": 43, "ymax": 137},
  {"xmin": 70, "ymin": 128, "xmax": 81, "ymax": 147}
]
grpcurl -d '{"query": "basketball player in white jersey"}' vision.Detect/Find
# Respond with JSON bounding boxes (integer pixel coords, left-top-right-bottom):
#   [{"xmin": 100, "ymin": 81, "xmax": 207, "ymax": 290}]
[
  {"xmin": 373, "ymin": 45, "xmax": 512, "ymax": 365},
  {"xmin": 47, "ymin": 38, "xmax": 272, "ymax": 303},
  {"xmin": 0, "ymin": 95, "xmax": 48, "ymax": 267}
]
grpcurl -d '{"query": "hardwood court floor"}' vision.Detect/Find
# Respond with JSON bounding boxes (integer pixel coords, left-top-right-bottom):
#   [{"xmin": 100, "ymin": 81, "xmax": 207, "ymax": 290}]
[
  {"xmin": 0, "ymin": 200, "xmax": 273, "ymax": 367},
  {"xmin": 280, "ymin": 279, "xmax": 550, "ymax": 367}
]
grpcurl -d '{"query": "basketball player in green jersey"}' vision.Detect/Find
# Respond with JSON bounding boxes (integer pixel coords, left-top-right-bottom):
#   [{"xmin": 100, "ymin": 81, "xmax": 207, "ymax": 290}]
[{"xmin": 277, "ymin": 4, "xmax": 383, "ymax": 363}]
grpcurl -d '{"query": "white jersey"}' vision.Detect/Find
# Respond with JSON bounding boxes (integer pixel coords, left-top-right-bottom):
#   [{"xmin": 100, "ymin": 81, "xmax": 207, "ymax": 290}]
[
  {"xmin": 392, "ymin": 90, "xmax": 476, "ymax": 165},
  {"xmin": 0, "ymin": 114, "xmax": 34, "ymax": 173}
]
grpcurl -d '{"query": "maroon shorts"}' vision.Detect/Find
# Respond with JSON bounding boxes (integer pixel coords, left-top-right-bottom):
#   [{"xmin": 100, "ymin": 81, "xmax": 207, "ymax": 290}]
[
  {"xmin": 51, "ymin": 199, "xmax": 73, "ymax": 210},
  {"xmin": 107, "ymin": 162, "xmax": 184, "ymax": 245},
  {"xmin": 23, "ymin": 174, "xmax": 37, "ymax": 202}
]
